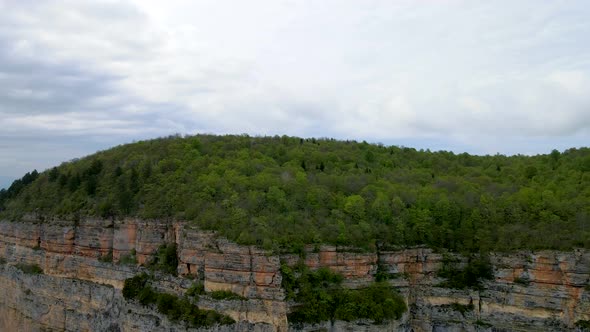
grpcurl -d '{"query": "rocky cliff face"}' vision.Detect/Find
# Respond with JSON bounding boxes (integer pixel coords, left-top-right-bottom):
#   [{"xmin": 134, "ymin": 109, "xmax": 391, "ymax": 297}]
[{"xmin": 0, "ymin": 218, "xmax": 588, "ymax": 332}]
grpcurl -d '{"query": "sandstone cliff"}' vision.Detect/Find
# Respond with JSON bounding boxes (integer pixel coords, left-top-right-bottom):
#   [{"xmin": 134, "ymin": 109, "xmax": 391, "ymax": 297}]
[{"xmin": 0, "ymin": 218, "xmax": 588, "ymax": 332}]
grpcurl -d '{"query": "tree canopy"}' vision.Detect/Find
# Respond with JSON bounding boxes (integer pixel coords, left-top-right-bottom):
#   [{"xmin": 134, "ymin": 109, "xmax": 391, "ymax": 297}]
[{"xmin": 1, "ymin": 134, "xmax": 589, "ymax": 252}]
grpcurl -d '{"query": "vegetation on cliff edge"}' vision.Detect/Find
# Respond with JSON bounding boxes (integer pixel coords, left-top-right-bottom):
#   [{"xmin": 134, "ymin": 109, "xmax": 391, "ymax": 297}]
[
  {"xmin": 282, "ymin": 264, "xmax": 406, "ymax": 324},
  {"xmin": 1, "ymin": 134, "xmax": 589, "ymax": 253},
  {"xmin": 123, "ymin": 273, "xmax": 235, "ymax": 327}
]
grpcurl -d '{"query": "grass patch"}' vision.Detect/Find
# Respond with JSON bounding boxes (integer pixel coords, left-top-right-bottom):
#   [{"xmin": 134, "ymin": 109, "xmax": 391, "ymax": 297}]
[
  {"xmin": 123, "ymin": 273, "xmax": 235, "ymax": 328},
  {"xmin": 15, "ymin": 263, "xmax": 43, "ymax": 274}
]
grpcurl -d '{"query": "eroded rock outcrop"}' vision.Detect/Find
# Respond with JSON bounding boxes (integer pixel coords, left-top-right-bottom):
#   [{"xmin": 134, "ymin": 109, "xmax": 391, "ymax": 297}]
[{"xmin": 0, "ymin": 218, "xmax": 287, "ymax": 331}]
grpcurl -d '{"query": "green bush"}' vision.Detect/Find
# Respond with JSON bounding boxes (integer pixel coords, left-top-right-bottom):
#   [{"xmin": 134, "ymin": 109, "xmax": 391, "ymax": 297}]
[
  {"xmin": 280, "ymin": 264, "xmax": 297, "ymax": 300},
  {"xmin": 14, "ymin": 263, "xmax": 43, "ymax": 274},
  {"xmin": 147, "ymin": 243, "xmax": 178, "ymax": 275},
  {"xmin": 333, "ymin": 282, "xmax": 407, "ymax": 324},
  {"xmin": 0, "ymin": 257, "xmax": 6, "ymax": 264},
  {"xmin": 284, "ymin": 265, "xmax": 406, "ymax": 324},
  {"xmin": 98, "ymin": 250, "xmax": 113, "ymax": 263},
  {"xmin": 137, "ymin": 285, "xmax": 158, "ymax": 306},
  {"xmin": 157, "ymin": 293, "xmax": 178, "ymax": 317},
  {"xmin": 119, "ymin": 249, "xmax": 138, "ymax": 265},
  {"xmin": 374, "ymin": 265, "xmax": 391, "ymax": 282},
  {"xmin": 122, "ymin": 273, "xmax": 234, "ymax": 327},
  {"xmin": 122, "ymin": 273, "xmax": 151, "ymax": 299},
  {"xmin": 186, "ymin": 282, "xmax": 206, "ymax": 298},
  {"xmin": 438, "ymin": 255, "xmax": 493, "ymax": 290}
]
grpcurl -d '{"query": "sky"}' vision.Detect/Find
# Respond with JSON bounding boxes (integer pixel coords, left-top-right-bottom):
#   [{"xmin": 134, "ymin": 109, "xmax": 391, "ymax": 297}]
[{"xmin": 1, "ymin": 0, "xmax": 589, "ymax": 188}]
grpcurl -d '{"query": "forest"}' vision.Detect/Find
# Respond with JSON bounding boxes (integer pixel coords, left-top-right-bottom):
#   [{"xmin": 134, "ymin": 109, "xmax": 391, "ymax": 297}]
[{"xmin": 1, "ymin": 134, "xmax": 589, "ymax": 253}]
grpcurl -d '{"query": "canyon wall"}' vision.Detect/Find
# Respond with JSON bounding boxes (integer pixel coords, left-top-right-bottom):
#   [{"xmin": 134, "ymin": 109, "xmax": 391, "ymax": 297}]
[{"xmin": 0, "ymin": 218, "xmax": 589, "ymax": 331}]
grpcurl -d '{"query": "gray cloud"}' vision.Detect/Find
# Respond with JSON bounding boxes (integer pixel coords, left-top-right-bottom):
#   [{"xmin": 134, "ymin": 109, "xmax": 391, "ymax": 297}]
[{"xmin": 0, "ymin": 0, "xmax": 589, "ymax": 186}]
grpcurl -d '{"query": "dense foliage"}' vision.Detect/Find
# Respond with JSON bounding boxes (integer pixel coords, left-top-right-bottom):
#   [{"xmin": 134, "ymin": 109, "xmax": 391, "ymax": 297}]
[
  {"xmin": 437, "ymin": 254, "xmax": 494, "ymax": 289},
  {"xmin": 147, "ymin": 243, "xmax": 178, "ymax": 275},
  {"xmin": 282, "ymin": 265, "xmax": 406, "ymax": 324},
  {"xmin": 122, "ymin": 273, "xmax": 235, "ymax": 327},
  {"xmin": 0, "ymin": 170, "xmax": 38, "ymax": 211},
  {"xmin": 1, "ymin": 134, "xmax": 589, "ymax": 252}
]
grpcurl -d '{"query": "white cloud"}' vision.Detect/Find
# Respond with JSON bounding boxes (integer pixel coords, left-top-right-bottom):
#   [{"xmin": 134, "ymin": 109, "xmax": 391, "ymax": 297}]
[
  {"xmin": 548, "ymin": 70, "xmax": 588, "ymax": 95},
  {"xmin": 0, "ymin": 0, "xmax": 589, "ymax": 183}
]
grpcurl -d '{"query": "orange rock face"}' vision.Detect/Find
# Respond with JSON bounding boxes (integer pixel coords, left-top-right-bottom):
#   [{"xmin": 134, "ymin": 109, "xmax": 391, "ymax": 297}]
[{"xmin": 0, "ymin": 218, "xmax": 589, "ymax": 332}]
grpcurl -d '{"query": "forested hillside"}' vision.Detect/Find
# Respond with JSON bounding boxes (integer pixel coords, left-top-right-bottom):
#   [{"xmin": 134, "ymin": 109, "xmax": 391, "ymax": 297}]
[{"xmin": 1, "ymin": 134, "xmax": 589, "ymax": 253}]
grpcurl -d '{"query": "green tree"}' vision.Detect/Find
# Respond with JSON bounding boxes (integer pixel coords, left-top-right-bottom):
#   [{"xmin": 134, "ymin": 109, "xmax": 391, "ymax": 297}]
[{"xmin": 344, "ymin": 195, "xmax": 366, "ymax": 221}]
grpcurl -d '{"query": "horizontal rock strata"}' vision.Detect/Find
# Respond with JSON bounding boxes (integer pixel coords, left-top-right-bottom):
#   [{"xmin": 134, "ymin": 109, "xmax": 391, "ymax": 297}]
[{"xmin": 0, "ymin": 218, "xmax": 589, "ymax": 331}]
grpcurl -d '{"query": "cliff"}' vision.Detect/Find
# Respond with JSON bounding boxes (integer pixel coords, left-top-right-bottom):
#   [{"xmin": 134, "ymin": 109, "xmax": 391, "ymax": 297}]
[{"xmin": 0, "ymin": 218, "xmax": 589, "ymax": 331}]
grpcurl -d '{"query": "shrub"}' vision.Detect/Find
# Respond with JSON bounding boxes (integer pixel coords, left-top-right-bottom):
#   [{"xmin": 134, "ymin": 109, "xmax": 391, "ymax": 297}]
[
  {"xmin": 98, "ymin": 250, "xmax": 113, "ymax": 263},
  {"xmin": 280, "ymin": 264, "xmax": 297, "ymax": 300},
  {"xmin": 137, "ymin": 285, "xmax": 158, "ymax": 306},
  {"xmin": 119, "ymin": 249, "xmax": 138, "ymax": 265},
  {"xmin": 186, "ymin": 282, "xmax": 206, "ymax": 298},
  {"xmin": 333, "ymin": 282, "xmax": 407, "ymax": 324},
  {"xmin": 0, "ymin": 257, "xmax": 6, "ymax": 264},
  {"xmin": 374, "ymin": 264, "xmax": 391, "ymax": 282},
  {"xmin": 148, "ymin": 243, "xmax": 178, "ymax": 275},
  {"xmin": 122, "ymin": 273, "xmax": 235, "ymax": 327},
  {"xmin": 157, "ymin": 293, "xmax": 178, "ymax": 316},
  {"xmin": 122, "ymin": 272, "xmax": 151, "ymax": 299},
  {"xmin": 284, "ymin": 265, "xmax": 406, "ymax": 324},
  {"xmin": 15, "ymin": 263, "xmax": 43, "ymax": 274}
]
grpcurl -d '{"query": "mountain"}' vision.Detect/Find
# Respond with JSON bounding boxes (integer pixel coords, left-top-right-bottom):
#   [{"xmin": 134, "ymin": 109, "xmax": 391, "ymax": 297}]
[
  {"xmin": 1, "ymin": 134, "xmax": 589, "ymax": 252},
  {"xmin": 0, "ymin": 134, "xmax": 589, "ymax": 331}
]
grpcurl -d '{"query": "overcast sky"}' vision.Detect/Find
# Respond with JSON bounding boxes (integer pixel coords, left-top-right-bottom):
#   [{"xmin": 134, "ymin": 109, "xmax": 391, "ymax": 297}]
[{"xmin": 1, "ymin": 0, "xmax": 589, "ymax": 188}]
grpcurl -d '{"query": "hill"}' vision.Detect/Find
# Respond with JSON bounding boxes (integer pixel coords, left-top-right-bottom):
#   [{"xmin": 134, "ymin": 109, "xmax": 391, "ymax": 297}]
[{"xmin": 1, "ymin": 134, "xmax": 589, "ymax": 252}]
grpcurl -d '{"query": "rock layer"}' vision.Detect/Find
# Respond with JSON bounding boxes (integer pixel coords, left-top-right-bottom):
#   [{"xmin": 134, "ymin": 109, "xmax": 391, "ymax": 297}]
[{"xmin": 0, "ymin": 218, "xmax": 589, "ymax": 332}]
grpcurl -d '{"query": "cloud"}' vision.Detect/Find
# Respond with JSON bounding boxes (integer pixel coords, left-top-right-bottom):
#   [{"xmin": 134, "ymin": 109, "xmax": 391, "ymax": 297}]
[{"xmin": 0, "ymin": 0, "xmax": 589, "ymax": 182}]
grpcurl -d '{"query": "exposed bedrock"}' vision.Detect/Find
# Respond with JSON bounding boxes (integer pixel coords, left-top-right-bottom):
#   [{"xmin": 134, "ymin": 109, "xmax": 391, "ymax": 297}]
[{"xmin": 0, "ymin": 218, "xmax": 588, "ymax": 331}]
